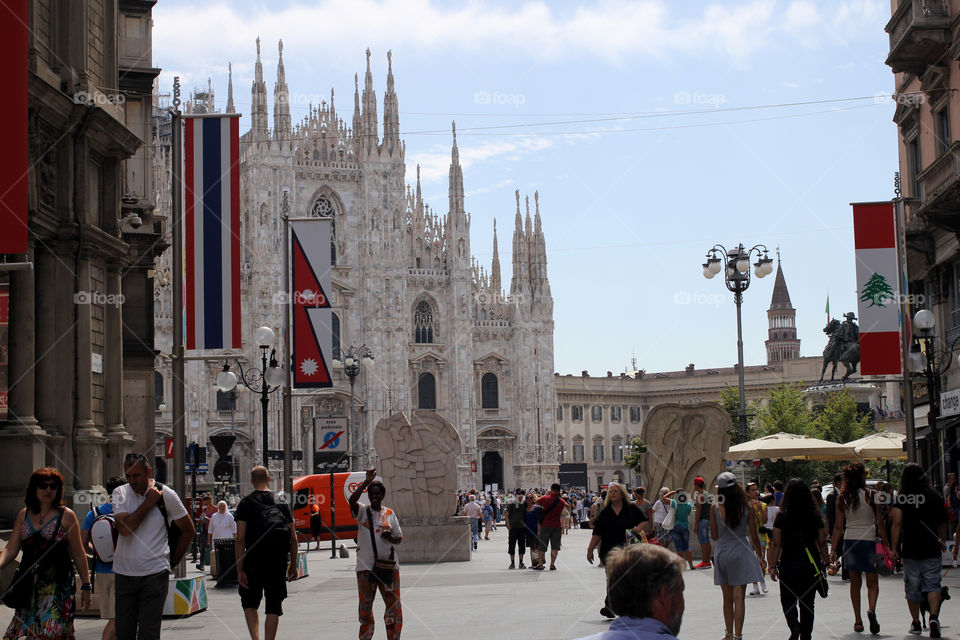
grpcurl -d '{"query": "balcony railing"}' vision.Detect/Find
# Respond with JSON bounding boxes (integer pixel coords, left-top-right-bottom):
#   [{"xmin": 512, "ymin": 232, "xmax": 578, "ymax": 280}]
[
  {"xmin": 886, "ymin": 0, "xmax": 951, "ymax": 74},
  {"xmin": 917, "ymin": 141, "xmax": 960, "ymax": 231}
]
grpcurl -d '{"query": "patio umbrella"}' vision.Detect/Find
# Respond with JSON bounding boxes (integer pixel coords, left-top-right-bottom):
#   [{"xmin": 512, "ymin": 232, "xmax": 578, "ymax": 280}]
[
  {"xmin": 845, "ymin": 431, "xmax": 907, "ymax": 461},
  {"xmin": 725, "ymin": 432, "xmax": 858, "ymax": 462}
]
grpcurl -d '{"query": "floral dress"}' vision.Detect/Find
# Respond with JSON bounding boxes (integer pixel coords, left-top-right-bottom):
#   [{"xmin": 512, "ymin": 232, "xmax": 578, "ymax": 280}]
[{"xmin": 3, "ymin": 509, "xmax": 76, "ymax": 640}]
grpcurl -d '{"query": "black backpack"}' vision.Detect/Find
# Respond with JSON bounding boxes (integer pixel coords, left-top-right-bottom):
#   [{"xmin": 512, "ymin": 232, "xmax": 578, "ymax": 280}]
[
  {"xmin": 153, "ymin": 483, "xmax": 183, "ymax": 565},
  {"xmin": 246, "ymin": 495, "xmax": 292, "ymax": 559}
]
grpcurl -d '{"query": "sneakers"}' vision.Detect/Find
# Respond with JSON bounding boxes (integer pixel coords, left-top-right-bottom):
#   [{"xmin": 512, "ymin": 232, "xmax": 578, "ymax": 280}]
[
  {"xmin": 508, "ymin": 562, "xmax": 515, "ymax": 569},
  {"xmin": 910, "ymin": 621, "xmax": 922, "ymax": 635},
  {"xmin": 748, "ymin": 586, "xmax": 761, "ymax": 596},
  {"xmin": 694, "ymin": 561, "xmax": 711, "ymax": 569},
  {"xmin": 930, "ymin": 617, "xmax": 941, "ymax": 639},
  {"xmin": 761, "ymin": 582, "xmax": 768, "ymax": 594},
  {"xmin": 518, "ymin": 561, "xmax": 526, "ymax": 569},
  {"xmin": 473, "ymin": 541, "xmax": 478, "ymax": 550},
  {"xmin": 600, "ymin": 606, "xmax": 615, "ymax": 619}
]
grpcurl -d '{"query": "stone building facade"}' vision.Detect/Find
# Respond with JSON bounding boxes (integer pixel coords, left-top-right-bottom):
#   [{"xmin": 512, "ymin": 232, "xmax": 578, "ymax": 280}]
[
  {"xmin": 0, "ymin": 0, "xmax": 160, "ymax": 523},
  {"xmin": 154, "ymin": 45, "xmax": 557, "ymax": 493}
]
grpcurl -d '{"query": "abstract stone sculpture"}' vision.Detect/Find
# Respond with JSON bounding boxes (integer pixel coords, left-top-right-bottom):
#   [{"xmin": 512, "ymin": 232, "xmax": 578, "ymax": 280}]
[{"xmin": 640, "ymin": 403, "xmax": 731, "ymax": 493}]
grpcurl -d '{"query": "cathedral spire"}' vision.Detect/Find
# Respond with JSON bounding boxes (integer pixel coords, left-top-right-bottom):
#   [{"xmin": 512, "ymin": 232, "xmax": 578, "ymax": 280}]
[
  {"xmin": 415, "ymin": 164, "xmax": 423, "ymax": 213},
  {"xmin": 448, "ymin": 122, "xmax": 465, "ymax": 219},
  {"xmin": 765, "ymin": 256, "xmax": 800, "ymax": 364},
  {"xmin": 491, "ymin": 219, "xmax": 502, "ymax": 293},
  {"xmin": 511, "ymin": 189, "xmax": 530, "ymax": 297},
  {"xmin": 361, "ymin": 48, "xmax": 378, "ymax": 149},
  {"xmin": 251, "ymin": 37, "xmax": 269, "ymax": 135},
  {"xmin": 352, "ymin": 73, "xmax": 362, "ymax": 143},
  {"xmin": 273, "ymin": 40, "xmax": 291, "ymax": 139},
  {"xmin": 383, "ymin": 50, "xmax": 400, "ymax": 154},
  {"xmin": 226, "ymin": 62, "xmax": 236, "ymax": 114}
]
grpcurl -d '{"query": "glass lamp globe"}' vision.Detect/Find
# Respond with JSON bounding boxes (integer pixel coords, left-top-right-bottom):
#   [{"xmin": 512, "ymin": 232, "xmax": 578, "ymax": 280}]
[
  {"xmin": 709, "ymin": 259, "xmax": 722, "ymax": 275},
  {"xmin": 254, "ymin": 326, "xmax": 276, "ymax": 347},
  {"xmin": 361, "ymin": 355, "xmax": 374, "ymax": 367},
  {"xmin": 265, "ymin": 365, "xmax": 285, "ymax": 387},
  {"xmin": 907, "ymin": 350, "xmax": 927, "ymax": 373},
  {"xmin": 736, "ymin": 258, "xmax": 749, "ymax": 273},
  {"xmin": 216, "ymin": 369, "xmax": 238, "ymax": 392},
  {"xmin": 914, "ymin": 309, "xmax": 935, "ymax": 333},
  {"xmin": 703, "ymin": 264, "xmax": 715, "ymax": 279}
]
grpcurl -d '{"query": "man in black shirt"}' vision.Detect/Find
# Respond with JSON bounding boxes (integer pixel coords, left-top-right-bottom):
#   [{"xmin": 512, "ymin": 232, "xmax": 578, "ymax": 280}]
[
  {"xmin": 505, "ymin": 493, "xmax": 528, "ymax": 569},
  {"xmin": 235, "ymin": 466, "xmax": 299, "ymax": 640},
  {"xmin": 890, "ymin": 463, "xmax": 948, "ymax": 638}
]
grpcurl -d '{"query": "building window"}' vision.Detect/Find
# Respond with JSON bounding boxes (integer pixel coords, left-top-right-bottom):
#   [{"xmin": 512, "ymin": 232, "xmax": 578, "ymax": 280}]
[
  {"xmin": 629, "ymin": 406, "xmax": 642, "ymax": 423},
  {"xmin": 418, "ymin": 372, "xmax": 436, "ymax": 409},
  {"xmin": 414, "ymin": 300, "xmax": 436, "ymax": 343},
  {"xmin": 572, "ymin": 405, "xmax": 583, "ymax": 422},
  {"xmin": 481, "ymin": 373, "xmax": 498, "ymax": 408},
  {"xmin": 938, "ymin": 108, "xmax": 951, "ymax": 155},
  {"xmin": 310, "ymin": 196, "xmax": 337, "ymax": 265},
  {"xmin": 154, "ymin": 371, "xmax": 164, "ymax": 410},
  {"xmin": 909, "ymin": 138, "xmax": 921, "ymax": 198},
  {"xmin": 593, "ymin": 439, "xmax": 604, "ymax": 462},
  {"xmin": 611, "ymin": 438, "xmax": 623, "ymax": 462},
  {"xmin": 332, "ymin": 312, "xmax": 341, "ymax": 360},
  {"xmin": 557, "ymin": 437, "xmax": 565, "ymax": 462},
  {"xmin": 610, "ymin": 406, "xmax": 621, "ymax": 422},
  {"xmin": 573, "ymin": 443, "xmax": 585, "ymax": 462},
  {"xmin": 216, "ymin": 389, "xmax": 235, "ymax": 411},
  {"xmin": 591, "ymin": 406, "xmax": 602, "ymax": 422},
  {"xmin": 556, "ymin": 406, "xmax": 563, "ymax": 421}
]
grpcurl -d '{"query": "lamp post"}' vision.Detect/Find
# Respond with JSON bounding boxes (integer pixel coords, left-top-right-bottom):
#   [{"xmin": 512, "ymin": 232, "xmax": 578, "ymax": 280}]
[
  {"xmin": 702, "ymin": 243, "xmax": 774, "ymax": 443},
  {"xmin": 340, "ymin": 344, "xmax": 374, "ymax": 471},
  {"xmin": 216, "ymin": 326, "xmax": 285, "ymax": 468},
  {"xmin": 906, "ymin": 309, "xmax": 960, "ymax": 489}
]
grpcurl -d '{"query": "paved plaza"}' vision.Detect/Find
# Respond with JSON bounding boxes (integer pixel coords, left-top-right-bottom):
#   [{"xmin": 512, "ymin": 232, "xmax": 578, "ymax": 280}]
[{"xmin": 70, "ymin": 527, "xmax": 960, "ymax": 639}]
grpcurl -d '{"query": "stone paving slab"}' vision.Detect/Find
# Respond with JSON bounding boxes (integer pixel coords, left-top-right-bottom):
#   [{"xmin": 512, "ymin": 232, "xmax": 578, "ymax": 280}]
[{"xmin": 67, "ymin": 527, "xmax": 960, "ymax": 639}]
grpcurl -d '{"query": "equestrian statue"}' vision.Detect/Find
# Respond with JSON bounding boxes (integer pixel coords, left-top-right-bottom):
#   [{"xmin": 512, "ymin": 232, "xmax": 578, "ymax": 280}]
[{"xmin": 819, "ymin": 312, "xmax": 860, "ymax": 383}]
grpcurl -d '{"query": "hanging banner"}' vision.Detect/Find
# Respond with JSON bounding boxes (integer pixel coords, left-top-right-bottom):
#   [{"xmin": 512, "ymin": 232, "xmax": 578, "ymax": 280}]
[
  {"xmin": 183, "ymin": 114, "xmax": 241, "ymax": 350},
  {"xmin": 853, "ymin": 201, "xmax": 902, "ymax": 375},
  {"xmin": 0, "ymin": 0, "xmax": 29, "ymax": 254},
  {"xmin": 290, "ymin": 219, "xmax": 333, "ymax": 388}
]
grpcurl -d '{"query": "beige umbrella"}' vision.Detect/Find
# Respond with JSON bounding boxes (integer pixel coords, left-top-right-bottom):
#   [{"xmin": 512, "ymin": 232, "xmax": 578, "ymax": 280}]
[
  {"xmin": 725, "ymin": 432, "xmax": 858, "ymax": 461},
  {"xmin": 845, "ymin": 431, "xmax": 907, "ymax": 461}
]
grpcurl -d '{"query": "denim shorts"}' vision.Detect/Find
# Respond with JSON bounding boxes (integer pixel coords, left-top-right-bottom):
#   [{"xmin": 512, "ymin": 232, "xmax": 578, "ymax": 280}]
[
  {"xmin": 672, "ymin": 526, "xmax": 691, "ymax": 552},
  {"xmin": 903, "ymin": 557, "xmax": 941, "ymax": 602},
  {"xmin": 697, "ymin": 519, "xmax": 711, "ymax": 545},
  {"xmin": 842, "ymin": 539, "xmax": 876, "ymax": 574}
]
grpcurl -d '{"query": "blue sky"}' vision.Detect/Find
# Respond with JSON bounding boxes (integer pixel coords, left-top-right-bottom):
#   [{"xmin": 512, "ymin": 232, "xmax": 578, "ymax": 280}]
[{"xmin": 153, "ymin": 0, "xmax": 897, "ymax": 376}]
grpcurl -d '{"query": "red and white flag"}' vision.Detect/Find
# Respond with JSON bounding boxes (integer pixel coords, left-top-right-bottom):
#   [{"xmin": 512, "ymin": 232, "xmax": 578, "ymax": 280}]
[
  {"xmin": 291, "ymin": 219, "xmax": 333, "ymax": 388},
  {"xmin": 183, "ymin": 115, "xmax": 241, "ymax": 350},
  {"xmin": 0, "ymin": 0, "xmax": 29, "ymax": 255},
  {"xmin": 853, "ymin": 202, "xmax": 901, "ymax": 375}
]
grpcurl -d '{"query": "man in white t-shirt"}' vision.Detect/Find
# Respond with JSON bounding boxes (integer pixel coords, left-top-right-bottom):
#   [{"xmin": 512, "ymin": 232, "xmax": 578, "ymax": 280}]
[
  {"xmin": 349, "ymin": 467, "xmax": 403, "ymax": 640},
  {"xmin": 112, "ymin": 453, "xmax": 194, "ymax": 640}
]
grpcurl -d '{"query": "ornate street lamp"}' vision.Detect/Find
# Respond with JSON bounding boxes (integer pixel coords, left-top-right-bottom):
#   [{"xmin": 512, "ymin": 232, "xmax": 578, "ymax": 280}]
[
  {"xmin": 337, "ymin": 344, "xmax": 374, "ymax": 470},
  {"xmin": 216, "ymin": 326, "xmax": 285, "ymax": 467},
  {"xmin": 703, "ymin": 243, "xmax": 774, "ymax": 443},
  {"xmin": 907, "ymin": 309, "xmax": 960, "ymax": 488}
]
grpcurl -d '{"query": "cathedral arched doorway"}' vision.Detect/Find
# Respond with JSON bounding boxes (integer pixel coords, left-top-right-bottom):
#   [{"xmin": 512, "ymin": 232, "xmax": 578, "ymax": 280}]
[{"xmin": 482, "ymin": 451, "xmax": 503, "ymax": 490}]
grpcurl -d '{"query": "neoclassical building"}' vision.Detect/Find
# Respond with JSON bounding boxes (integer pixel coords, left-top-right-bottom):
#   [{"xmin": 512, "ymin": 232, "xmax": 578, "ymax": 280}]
[{"xmin": 154, "ymin": 44, "xmax": 557, "ymax": 492}]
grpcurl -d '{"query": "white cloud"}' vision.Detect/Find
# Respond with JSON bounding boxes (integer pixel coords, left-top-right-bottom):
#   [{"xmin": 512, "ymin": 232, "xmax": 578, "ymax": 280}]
[{"xmin": 411, "ymin": 136, "xmax": 555, "ymax": 183}]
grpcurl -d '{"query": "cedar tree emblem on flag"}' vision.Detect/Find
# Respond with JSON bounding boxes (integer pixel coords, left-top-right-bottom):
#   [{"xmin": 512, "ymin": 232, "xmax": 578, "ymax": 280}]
[{"xmin": 859, "ymin": 273, "xmax": 896, "ymax": 308}]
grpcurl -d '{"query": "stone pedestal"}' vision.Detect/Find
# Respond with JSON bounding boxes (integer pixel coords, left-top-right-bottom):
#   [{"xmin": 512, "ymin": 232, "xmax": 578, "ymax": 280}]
[
  {"xmin": 396, "ymin": 516, "xmax": 471, "ymax": 563},
  {"xmin": 803, "ymin": 382, "xmax": 880, "ymax": 407}
]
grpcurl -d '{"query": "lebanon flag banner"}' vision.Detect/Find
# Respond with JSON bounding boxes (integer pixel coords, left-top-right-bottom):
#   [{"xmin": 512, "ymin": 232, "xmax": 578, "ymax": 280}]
[
  {"xmin": 291, "ymin": 219, "xmax": 333, "ymax": 388},
  {"xmin": 0, "ymin": 0, "xmax": 29, "ymax": 254},
  {"xmin": 853, "ymin": 202, "xmax": 901, "ymax": 375},
  {"xmin": 184, "ymin": 115, "xmax": 241, "ymax": 350}
]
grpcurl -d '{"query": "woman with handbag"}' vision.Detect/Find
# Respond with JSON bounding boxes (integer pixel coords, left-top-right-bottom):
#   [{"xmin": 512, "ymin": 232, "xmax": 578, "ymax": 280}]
[
  {"xmin": 1, "ymin": 467, "xmax": 90, "ymax": 640},
  {"xmin": 830, "ymin": 462, "xmax": 889, "ymax": 635},
  {"xmin": 768, "ymin": 478, "xmax": 830, "ymax": 640}
]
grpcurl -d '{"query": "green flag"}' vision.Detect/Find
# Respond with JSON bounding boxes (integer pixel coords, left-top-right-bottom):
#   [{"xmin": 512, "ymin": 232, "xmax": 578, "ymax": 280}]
[{"xmin": 825, "ymin": 295, "xmax": 830, "ymax": 320}]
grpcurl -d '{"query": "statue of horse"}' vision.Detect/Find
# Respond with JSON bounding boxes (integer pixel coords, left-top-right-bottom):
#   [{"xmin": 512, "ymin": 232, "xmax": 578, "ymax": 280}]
[{"xmin": 819, "ymin": 319, "xmax": 860, "ymax": 383}]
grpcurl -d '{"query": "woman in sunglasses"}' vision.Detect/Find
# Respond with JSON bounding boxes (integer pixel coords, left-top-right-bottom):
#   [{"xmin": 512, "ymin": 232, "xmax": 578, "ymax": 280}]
[{"xmin": 1, "ymin": 467, "xmax": 91, "ymax": 640}]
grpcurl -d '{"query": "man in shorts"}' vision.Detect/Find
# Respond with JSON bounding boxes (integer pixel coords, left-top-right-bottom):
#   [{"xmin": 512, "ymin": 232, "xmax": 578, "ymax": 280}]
[
  {"xmin": 82, "ymin": 476, "xmax": 125, "ymax": 640},
  {"xmin": 535, "ymin": 483, "xmax": 567, "ymax": 570}
]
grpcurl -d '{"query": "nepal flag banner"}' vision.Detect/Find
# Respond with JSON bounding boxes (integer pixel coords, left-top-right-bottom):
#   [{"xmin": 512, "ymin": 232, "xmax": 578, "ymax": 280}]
[
  {"xmin": 852, "ymin": 201, "xmax": 902, "ymax": 375},
  {"xmin": 291, "ymin": 219, "xmax": 333, "ymax": 388}
]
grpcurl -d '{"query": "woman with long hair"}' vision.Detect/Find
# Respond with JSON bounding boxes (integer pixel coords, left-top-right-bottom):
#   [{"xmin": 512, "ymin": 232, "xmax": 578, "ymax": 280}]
[
  {"xmin": 587, "ymin": 483, "xmax": 647, "ymax": 619},
  {"xmin": 712, "ymin": 472, "xmax": 765, "ymax": 640},
  {"xmin": 830, "ymin": 462, "xmax": 888, "ymax": 634},
  {"xmin": 0, "ymin": 468, "xmax": 90, "ymax": 640},
  {"xmin": 746, "ymin": 483, "xmax": 769, "ymax": 596},
  {"xmin": 768, "ymin": 478, "xmax": 830, "ymax": 640}
]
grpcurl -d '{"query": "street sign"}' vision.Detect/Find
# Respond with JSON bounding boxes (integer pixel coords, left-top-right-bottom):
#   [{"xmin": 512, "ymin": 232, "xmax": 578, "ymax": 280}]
[
  {"xmin": 943, "ymin": 388, "xmax": 960, "ymax": 418},
  {"xmin": 213, "ymin": 460, "xmax": 233, "ymax": 482},
  {"xmin": 185, "ymin": 463, "xmax": 208, "ymax": 474},
  {"xmin": 209, "ymin": 434, "xmax": 236, "ymax": 458},
  {"xmin": 314, "ymin": 452, "xmax": 350, "ymax": 474},
  {"xmin": 314, "ymin": 416, "xmax": 348, "ymax": 453},
  {"xmin": 165, "ymin": 438, "xmax": 174, "ymax": 459},
  {"xmin": 267, "ymin": 449, "xmax": 303, "ymax": 461}
]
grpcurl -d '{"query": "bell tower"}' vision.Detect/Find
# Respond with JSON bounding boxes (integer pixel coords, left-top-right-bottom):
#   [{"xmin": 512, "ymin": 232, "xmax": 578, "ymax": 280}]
[{"xmin": 765, "ymin": 255, "xmax": 801, "ymax": 364}]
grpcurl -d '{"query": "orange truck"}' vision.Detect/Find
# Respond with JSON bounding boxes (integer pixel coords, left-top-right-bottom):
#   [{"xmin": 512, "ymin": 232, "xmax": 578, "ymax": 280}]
[{"xmin": 291, "ymin": 472, "xmax": 379, "ymax": 541}]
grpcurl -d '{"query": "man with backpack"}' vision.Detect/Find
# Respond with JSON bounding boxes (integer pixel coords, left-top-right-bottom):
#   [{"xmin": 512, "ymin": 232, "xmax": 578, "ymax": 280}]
[
  {"xmin": 82, "ymin": 476, "xmax": 125, "ymax": 640},
  {"xmin": 234, "ymin": 465, "xmax": 299, "ymax": 640},
  {"xmin": 113, "ymin": 453, "xmax": 195, "ymax": 640},
  {"xmin": 536, "ymin": 483, "xmax": 568, "ymax": 570}
]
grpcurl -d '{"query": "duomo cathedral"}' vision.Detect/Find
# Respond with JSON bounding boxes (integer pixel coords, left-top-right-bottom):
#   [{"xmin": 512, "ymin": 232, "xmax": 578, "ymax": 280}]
[{"xmin": 154, "ymin": 43, "xmax": 557, "ymax": 491}]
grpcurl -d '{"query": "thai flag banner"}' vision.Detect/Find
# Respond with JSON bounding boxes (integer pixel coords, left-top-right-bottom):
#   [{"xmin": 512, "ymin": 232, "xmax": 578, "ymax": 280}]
[
  {"xmin": 852, "ymin": 202, "xmax": 902, "ymax": 375},
  {"xmin": 183, "ymin": 115, "xmax": 241, "ymax": 350},
  {"xmin": 290, "ymin": 219, "xmax": 333, "ymax": 388}
]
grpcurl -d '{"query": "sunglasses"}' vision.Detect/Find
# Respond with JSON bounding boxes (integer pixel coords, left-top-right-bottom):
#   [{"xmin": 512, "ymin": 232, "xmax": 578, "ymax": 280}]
[{"xmin": 37, "ymin": 481, "xmax": 60, "ymax": 490}]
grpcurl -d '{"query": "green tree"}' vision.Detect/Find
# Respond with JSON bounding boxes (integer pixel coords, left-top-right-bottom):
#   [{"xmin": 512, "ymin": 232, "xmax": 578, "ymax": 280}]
[
  {"xmin": 623, "ymin": 437, "xmax": 648, "ymax": 478},
  {"xmin": 813, "ymin": 389, "xmax": 871, "ymax": 444},
  {"xmin": 753, "ymin": 383, "xmax": 816, "ymax": 436}
]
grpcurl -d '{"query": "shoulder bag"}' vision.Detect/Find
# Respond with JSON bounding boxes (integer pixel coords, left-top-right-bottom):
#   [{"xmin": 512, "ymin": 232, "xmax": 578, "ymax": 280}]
[
  {"xmin": 802, "ymin": 543, "xmax": 829, "ymax": 598},
  {"xmin": 537, "ymin": 496, "xmax": 561, "ymax": 524},
  {"xmin": 154, "ymin": 483, "xmax": 183, "ymax": 564},
  {"xmin": 367, "ymin": 507, "xmax": 396, "ymax": 587},
  {"xmin": 661, "ymin": 502, "xmax": 676, "ymax": 531}
]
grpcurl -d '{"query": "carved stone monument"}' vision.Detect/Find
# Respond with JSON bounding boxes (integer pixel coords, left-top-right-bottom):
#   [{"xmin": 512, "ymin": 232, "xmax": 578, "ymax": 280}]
[
  {"xmin": 640, "ymin": 403, "xmax": 731, "ymax": 493},
  {"xmin": 373, "ymin": 410, "xmax": 470, "ymax": 562}
]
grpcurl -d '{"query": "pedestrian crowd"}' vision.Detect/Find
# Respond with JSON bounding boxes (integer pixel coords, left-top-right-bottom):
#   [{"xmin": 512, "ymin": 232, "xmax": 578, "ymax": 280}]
[{"xmin": 3, "ymin": 459, "xmax": 959, "ymax": 640}]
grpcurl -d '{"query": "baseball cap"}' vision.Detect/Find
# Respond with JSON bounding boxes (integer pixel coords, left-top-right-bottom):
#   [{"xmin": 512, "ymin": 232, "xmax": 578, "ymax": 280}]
[
  {"xmin": 694, "ymin": 477, "xmax": 705, "ymax": 487},
  {"xmin": 715, "ymin": 472, "xmax": 737, "ymax": 489}
]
